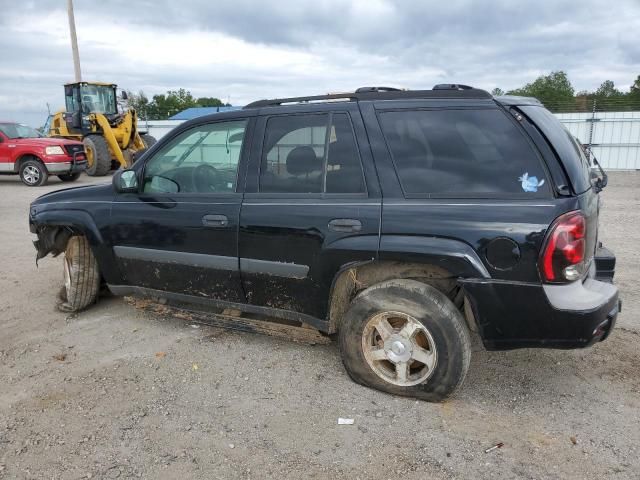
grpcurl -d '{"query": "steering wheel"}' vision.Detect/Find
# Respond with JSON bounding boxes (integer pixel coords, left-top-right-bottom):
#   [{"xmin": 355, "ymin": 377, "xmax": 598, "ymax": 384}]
[{"xmin": 191, "ymin": 164, "xmax": 220, "ymax": 192}]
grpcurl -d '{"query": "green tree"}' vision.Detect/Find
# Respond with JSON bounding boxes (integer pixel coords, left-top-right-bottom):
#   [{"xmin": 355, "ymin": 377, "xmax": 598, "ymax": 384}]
[
  {"xmin": 595, "ymin": 80, "xmax": 623, "ymax": 98},
  {"xmin": 490, "ymin": 87, "xmax": 504, "ymax": 96},
  {"xmin": 196, "ymin": 97, "xmax": 229, "ymax": 107},
  {"xmin": 148, "ymin": 88, "xmax": 198, "ymax": 119},
  {"xmin": 630, "ymin": 75, "xmax": 640, "ymax": 97},
  {"xmin": 125, "ymin": 90, "xmax": 151, "ymax": 118},
  {"xmin": 507, "ymin": 71, "xmax": 575, "ymax": 112}
]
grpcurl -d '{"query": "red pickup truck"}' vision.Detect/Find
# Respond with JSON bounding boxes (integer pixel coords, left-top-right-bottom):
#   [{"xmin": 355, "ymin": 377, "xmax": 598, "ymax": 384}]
[{"xmin": 0, "ymin": 122, "xmax": 87, "ymax": 186}]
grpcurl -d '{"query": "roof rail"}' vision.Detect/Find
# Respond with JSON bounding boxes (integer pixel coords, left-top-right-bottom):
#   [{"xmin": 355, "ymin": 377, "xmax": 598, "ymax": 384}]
[
  {"xmin": 355, "ymin": 86, "xmax": 403, "ymax": 93},
  {"xmin": 433, "ymin": 83, "xmax": 474, "ymax": 90},
  {"xmin": 244, "ymin": 93, "xmax": 357, "ymax": 109},
  {"xmin": 244, "ymin": 85, "xmax": 491, "ymax": 109}
]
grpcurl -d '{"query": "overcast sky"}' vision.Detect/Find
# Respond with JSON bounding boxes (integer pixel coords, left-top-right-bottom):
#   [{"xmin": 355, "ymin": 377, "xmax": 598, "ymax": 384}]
[{"xmin": 1, "ymin": 0, "xmax": 639, "ymax": 126}]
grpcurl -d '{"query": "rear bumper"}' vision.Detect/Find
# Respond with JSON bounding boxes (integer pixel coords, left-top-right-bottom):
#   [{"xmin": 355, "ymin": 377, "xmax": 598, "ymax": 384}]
[{"xmin": 461, "ymin": 247, "xmax": 619, "ymax": 350}]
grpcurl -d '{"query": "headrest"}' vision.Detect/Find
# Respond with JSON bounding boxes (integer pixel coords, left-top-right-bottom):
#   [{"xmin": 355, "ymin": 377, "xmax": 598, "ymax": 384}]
[{"xmin": 286, "ymin": 146, "xmax": 320, "ymax": 175}]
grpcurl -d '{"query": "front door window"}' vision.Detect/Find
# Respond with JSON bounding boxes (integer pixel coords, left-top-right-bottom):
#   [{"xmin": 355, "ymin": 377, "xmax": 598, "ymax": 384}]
[{"xmin": 144, "ymin": 120, "xmax": 247, "ymax": 194}]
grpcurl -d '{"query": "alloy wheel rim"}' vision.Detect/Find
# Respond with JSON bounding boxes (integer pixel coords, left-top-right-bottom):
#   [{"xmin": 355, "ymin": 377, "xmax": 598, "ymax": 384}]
[
  {"xmin": 85, "ymin": 145, "xmax": 95, "ymax": 169},
  {"xmin": 362, "ymin": 311, "xmax": 438, "ymax": 387},
  {"xmin": 23, "ymin": 165, "xmax": 40, "ymax": 184}
]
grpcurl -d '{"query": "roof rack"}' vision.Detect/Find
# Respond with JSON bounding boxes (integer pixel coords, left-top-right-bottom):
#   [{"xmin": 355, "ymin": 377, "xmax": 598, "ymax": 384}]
[
  {"xmin": 432, "ymin": 83, "xmax": 474, "ymax": 90},
  {"xmin": 244, "ymin": 85, "xmax": 491, "ymax": 109}
]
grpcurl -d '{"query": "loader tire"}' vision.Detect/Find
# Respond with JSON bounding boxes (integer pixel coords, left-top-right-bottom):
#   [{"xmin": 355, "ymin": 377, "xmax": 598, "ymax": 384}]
[
  {"xmin": 83, "ymin": 135, "xmax": 111, "ymax": 176},
  {"xmin": 59, "ymin": 235, "xmax": 100, "ymax": 312},
  {"xmin": 140, "ymin": 134, "xmax": 157, "ymax": 149}
]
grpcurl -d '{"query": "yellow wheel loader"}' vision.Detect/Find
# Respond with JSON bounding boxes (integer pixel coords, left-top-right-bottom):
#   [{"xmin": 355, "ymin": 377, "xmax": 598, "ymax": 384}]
[{"xmin": 46, "ymin": 82, "xmax": 156, "ymax": 176}]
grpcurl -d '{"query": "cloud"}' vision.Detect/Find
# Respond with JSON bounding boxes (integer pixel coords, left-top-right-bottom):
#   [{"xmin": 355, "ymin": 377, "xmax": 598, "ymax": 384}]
[{"xmin": 1, "ymin": 0, "xmax": 639, "ymax": 126}]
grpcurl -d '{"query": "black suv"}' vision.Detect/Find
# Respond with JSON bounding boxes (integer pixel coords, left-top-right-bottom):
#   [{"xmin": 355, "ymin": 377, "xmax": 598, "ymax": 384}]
[{"xmin": 30, "ymin": 85, "xmax": 620, "ymax": 401}]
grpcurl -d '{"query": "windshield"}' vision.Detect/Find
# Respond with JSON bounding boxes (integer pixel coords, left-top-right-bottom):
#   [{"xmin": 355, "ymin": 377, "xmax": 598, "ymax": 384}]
[
  {"xmin": 80, "ymin": 84, "xmax": 117, "ymax": 115},
  {"xmin": 0, "ymin": 123, "xmax": 43, "ymax": 139}
]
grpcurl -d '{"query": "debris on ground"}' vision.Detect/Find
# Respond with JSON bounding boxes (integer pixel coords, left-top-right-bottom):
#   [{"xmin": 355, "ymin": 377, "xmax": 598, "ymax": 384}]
[
  {"xmin": 570, "ymin": 436, "xmax": 578, "ymax": 445},
  {"xmin": 338, "ymin": 418, "xmax": 355, "ymax": 425},
  {"xmin": 53, "ymin": 353, "xmax": 67, "ymax": 362},
  {"xmin": 127, "ymin": 297, "xmax": 330, "ymax": 345},
  {"xmin": 485, "ymin": 442, "xmax": 504, "ymax": 453},
  {"xmin": 155, "ymin": 352, "xmax": 166, "ymax": 359}
]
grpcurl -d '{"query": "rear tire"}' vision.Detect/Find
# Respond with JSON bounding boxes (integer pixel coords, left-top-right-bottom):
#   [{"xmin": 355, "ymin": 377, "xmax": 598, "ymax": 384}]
[
  {"xmin": 58, "ymin": 172, "xmax": 81, "ymax": 182},
  {"xmin": 59, "ymin": 235, "xmax": 100, "ymax": 312},
  {"xmin": 83, "ymin": 135, "xmax": 111, "ymax": 176},
  {"xmin": 19, "ymin": 159, "xmax": 48, "ymax": 186},
  {"xmin": 339, "ymin": 279, "xmax": 471, "ymax": 402},
  {"xmin": 140, "ymin": 134, "xmax": 157, "ymax": 149}
]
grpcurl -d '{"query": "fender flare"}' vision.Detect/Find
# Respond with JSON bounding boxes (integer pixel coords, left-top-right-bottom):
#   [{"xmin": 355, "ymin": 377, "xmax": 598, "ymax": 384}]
[
  {"xmin": 15, "ymin": 151, "xmax": 46, "ymax": 172},
  {"xmin": 32, "ymin": 209, "xmax": 104, "ymax": 246},
  {"xmin": 378, "ymin": 235, "xmax": 490, "ymax": 278},
  {"xmin": 324, "ymin": 235, "xmax": 489, "ymax": 333}
]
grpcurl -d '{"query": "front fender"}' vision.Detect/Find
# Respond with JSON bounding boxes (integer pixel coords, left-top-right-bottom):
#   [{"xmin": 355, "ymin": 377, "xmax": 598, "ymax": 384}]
[
  {"xmin": 30, "ymin": 209, "xmax": 104, "ymax": 248},
  {"xmin": 29, "ymin": 208, "xmax": 122, "ymax": 284}
]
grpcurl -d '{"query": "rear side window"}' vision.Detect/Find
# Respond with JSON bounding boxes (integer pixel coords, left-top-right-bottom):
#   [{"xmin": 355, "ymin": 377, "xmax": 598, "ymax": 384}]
[
  {"xmin": 379, "ymin": 109, "xmax": 551, "ymax": 197},
  {"xmin": 260, "ymin": 113, "xmax": 365, "ymax": 194},
  {"xmin": 520, "ymin": 105, "xmax": 591, "ymax": 194}
]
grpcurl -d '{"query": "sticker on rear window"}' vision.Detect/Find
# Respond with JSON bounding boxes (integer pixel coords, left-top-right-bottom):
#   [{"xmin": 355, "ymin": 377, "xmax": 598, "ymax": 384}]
[{"xmin": 518, "ymin": 172, "xmax": 544, "ymax": 192}]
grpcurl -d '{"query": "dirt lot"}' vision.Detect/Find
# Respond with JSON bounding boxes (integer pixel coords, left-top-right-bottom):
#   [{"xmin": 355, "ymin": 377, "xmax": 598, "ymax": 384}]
[{"xmin": 1, "ymin": 172, "xmax": 639, "ymax": 480}]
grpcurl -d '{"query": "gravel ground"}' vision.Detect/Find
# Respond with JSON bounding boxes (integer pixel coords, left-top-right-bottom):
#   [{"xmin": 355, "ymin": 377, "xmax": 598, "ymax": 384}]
[{"xmin": 0, "ymin": 172, "xmax": 638, "ymax": 480}]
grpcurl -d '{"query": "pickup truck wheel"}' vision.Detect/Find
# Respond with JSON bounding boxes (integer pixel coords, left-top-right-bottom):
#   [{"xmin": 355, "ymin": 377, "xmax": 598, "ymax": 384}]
[
  {"xmin": 58, "ymin": 172, "xmax": 81, "ymax": 182},
  {"xmin": 59, "ymin": 235, "xmax": 100, "ymax": 312},
  {"xmin": 83, "ymin": 135, "xmax": 111, "ymax": 176},
  {"xmin": 339, "ymin": 279, "xmax": 471, "ymax": 402},
  {"xmin": 20, "ymin": 159, "xmax": 48, "ymax": 186}
]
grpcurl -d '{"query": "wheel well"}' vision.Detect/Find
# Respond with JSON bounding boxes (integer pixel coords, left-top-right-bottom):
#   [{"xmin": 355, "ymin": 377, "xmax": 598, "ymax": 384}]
[
  {"xmin": 34, "ymin": 225, "xmax": 106, "ymax": 285},
  {"xmin": 16, "ymin": 154, "xmax": 43, "ymax": 173},
  {"xmin": 327, "ymin": 261, "xmax": 472, "ymax": 334},
  {"xmin": 34, "ymin": 225, "xmax": 79, "ymax": 259}
]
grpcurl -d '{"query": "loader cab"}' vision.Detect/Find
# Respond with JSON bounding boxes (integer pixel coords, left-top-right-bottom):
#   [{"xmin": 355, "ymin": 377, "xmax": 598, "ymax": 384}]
[{"xmin": 63, "ymin": 82, "xmax": 118, "ymax": 133}]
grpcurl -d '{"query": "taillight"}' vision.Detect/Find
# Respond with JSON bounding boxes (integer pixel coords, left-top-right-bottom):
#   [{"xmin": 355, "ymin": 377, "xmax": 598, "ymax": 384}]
[{"xmin": 540, "ymin": 211, "xmax": 586, "ymax": 282}]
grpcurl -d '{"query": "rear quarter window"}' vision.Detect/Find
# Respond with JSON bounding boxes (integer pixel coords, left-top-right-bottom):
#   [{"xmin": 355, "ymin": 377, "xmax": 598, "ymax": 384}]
[
  {"xmin": 378, "ymin": 108, "xmax": 551, "ymax": 198},
  {"xmin": 520, "ymin": 106, "xmax": 591, "ymax": 194}
]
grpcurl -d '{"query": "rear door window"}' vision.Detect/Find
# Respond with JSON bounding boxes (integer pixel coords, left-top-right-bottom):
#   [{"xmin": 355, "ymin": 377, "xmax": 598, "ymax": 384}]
[
  {"xmin": 260, "ymin": 113, "xmax": 365, "ymax": 194},
  {"xmin": 378, "ymin": 108, "xmax": 551, "ymax": 197}
]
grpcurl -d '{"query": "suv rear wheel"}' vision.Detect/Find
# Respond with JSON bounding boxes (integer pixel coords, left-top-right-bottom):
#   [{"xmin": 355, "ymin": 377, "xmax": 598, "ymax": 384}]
[
  {"xmin": 59, "ymin": 235, "xmax": 100, "ymax": 312},
  {"xmin": 339, "ymin": 279, "xmax": 471, "ymax": 402}
]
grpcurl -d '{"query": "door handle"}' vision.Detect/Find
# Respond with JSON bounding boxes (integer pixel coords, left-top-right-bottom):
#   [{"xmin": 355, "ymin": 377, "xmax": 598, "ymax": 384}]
[
  {"xmin": 202, "ymin": 214, "xmax": 229, "ymax": 228},
  {"xmin": 328, "ymin": 218, "xmax": 362, "ymax": 233}
]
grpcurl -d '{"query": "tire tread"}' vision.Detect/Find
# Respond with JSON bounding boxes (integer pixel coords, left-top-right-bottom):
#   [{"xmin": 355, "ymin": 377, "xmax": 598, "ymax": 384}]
[{"xmin": 62, "ymin": 236, "xmax": 100, "ymax": 312}]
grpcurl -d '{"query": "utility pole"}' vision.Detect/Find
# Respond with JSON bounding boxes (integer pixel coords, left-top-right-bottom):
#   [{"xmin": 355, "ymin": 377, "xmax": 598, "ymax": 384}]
[{"xmin": 67, "ymin": 0, "xmax": 82, "ymax": 82}]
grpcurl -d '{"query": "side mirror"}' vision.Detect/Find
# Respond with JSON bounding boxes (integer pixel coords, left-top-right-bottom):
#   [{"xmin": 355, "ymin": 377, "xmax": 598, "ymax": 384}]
[
  {"xmin": 121, "ymin": 90, "xmax": 128, "ymax": 100},
  {"xmin": 113, "ymin": 169, "xmax": 139, "ymax": 193}
]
